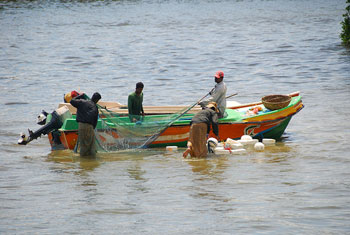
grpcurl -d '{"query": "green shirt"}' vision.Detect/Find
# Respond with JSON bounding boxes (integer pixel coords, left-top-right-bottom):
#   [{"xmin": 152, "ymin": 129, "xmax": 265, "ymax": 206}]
[{"xmin": 128, "ymin": 92, "xmax": 144, "ymax": 116}]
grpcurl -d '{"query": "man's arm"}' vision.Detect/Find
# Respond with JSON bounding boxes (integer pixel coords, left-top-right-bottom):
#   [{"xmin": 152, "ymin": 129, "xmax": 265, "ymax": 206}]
[
  {"xmin": 92, "ymin": 110, "xmax": 99, "ymax": 129},
  {"xmin": 70, "ymin": 93, "xmax": 86, "ymax": 108},
  {"xmin": 211, "ymin": 113, "xmax": 219, "ymax": 137},
  {"xmin": 141, "ymin": 93, "xmax": 144, "ymax": 115},
  {"xmin": 128, "ymin": 95, "xmax": 133, "ymax": 115}
]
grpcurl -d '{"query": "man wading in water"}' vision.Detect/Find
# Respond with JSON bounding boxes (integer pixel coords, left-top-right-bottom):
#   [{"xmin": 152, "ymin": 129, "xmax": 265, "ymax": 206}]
[
  {"xmin": 70, "ymin": 92, "xmax": 101, "ymax": 157},
  {"xmin": 183, "ymin": 102, "xmax": 220, "ymax": 158}
]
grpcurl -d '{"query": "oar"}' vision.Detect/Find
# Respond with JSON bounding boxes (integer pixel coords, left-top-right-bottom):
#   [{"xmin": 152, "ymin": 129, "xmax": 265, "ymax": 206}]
[
  {"xmin": 195, "ymin": 88, "xmax": 215, "ymax": 106},
  {"xmin": 140, "ymin": 90, "xmax": 213, "ymax": 148},
  {"xmin": 225, "ymin": 93, "xmax": 238, "ymax": 99}
]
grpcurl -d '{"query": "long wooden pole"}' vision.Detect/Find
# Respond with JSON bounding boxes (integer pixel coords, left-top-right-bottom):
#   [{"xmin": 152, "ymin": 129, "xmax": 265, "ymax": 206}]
[{"xmin": 225, "ymin": 93, "xmax": 238, "ymax": 99}]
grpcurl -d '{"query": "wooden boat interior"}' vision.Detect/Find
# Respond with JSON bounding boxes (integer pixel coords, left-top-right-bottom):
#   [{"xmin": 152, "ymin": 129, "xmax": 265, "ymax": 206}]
[{"xmin": 57, "ymin": 91, "xmax": 299, "ymax": 115}]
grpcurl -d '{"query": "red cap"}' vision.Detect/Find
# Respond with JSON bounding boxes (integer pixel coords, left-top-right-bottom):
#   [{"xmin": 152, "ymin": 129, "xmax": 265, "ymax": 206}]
[
  {"xmin": 71, "ymin": 90, "xmax": 80, "ymax": 98},
  {"xmin": 215, "ymin": 71, "xmax": 224, "ymax": 79}
]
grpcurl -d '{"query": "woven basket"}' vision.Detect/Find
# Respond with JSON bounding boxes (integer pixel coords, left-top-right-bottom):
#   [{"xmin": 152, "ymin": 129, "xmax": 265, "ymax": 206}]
[{"xmin": 261, "ymin": 94, "xmax": 291, "ymax": 110}]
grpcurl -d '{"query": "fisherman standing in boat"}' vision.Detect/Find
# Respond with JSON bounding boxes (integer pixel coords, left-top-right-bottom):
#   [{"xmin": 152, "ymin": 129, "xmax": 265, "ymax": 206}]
[
  {"xmin": 183, "ymin": 102, "xmax": 219, "ymax": 158},
  {"xmin": 200, "ymin": 71, "xmax": 227, "ymax": 118},
  {"xmin": 128, "ymin": 82, "xmax": 145, "ymax": 122},
  {"xmin": 70, "ymin": 92, "xmax": 101, "ymax": 157}
]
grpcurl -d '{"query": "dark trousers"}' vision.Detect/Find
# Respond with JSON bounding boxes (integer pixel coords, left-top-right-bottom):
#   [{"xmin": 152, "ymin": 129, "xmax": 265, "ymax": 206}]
[{"xmin": 78, "ymin": 122, "xmax": 96, "ymax": 157}]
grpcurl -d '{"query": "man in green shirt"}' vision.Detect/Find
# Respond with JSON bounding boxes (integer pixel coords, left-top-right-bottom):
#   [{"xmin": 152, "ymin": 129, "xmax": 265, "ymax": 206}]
[{"xmin": 128, "ymin": 82, "xmax": 145, "ymax": 122}]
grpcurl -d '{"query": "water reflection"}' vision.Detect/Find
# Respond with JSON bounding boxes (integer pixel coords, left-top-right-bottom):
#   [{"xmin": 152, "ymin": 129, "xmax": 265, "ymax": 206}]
[
  {"xmin": 185, "ymin": 158, "xmax": 214, "ymax": 175},
  {"xmin": 47, "ymin": 149, "xmax": 76, "ymax": 163},
  {"xmin": 127, "ymin": 163, "xmax": 146, "ymax": 181},
  {"xmin": 184, "ymin": 156, "xmax": 236, "ymax": 206},
  {"xmin": 127, "ymin": 161, "xmax": 149, "ymax": 194},
  {"xmin": 79, "ymin": 158, "xmax": 100, "ymax": 172},
  {"xmin": 245, "ymin": 142, "xmax": 296, "ymax": 164},
  {"xmin": 46, "ymin": 149, "xmax": 101, "ymax": 173}
]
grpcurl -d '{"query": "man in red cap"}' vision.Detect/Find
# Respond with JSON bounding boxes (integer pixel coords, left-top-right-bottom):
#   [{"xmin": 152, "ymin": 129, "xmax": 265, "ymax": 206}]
[{"xmin": 200, "ymin": 71, "xmax": 227, "ymax": 118}]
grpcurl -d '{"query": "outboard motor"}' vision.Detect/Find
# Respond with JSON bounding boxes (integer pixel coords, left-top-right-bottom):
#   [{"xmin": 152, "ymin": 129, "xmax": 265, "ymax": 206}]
[
  {"xmin": 207, "ymin": 137, "xmax": 218, "ymax": 153},
  {"xmin": 18, "ymin": 106, "xmax": 71, "ymax": 146},
  {"xmin": 37, "ymin": 110, "xmax": 48, "ymax": 125},
  {"xmin": 18, "ymin": 111, "xmax": 63, "ymax": 145}
]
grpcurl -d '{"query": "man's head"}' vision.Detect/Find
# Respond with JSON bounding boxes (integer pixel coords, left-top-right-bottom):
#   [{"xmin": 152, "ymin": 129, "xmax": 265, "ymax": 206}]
[
  {"xmin": 214, "ymin": 70, "xmax": 224, "ymax": 83},
  {"xmin": 91, "ymin": 92, "xmax": 101, "ymax": 103},
  {"xmin": 135, "ymin": 82, "xmax": 144, "ymax": 95}
]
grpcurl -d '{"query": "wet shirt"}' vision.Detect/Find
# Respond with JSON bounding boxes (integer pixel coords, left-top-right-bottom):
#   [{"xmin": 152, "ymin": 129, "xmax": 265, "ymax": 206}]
[
  {"xmin": 128, "ymin": 92, "xmax": 144, "ymax": 116},
  {"xmin": 70, "ymin": 97, "xmax": 99, "ymax": 128},
  {"xmin": 191, "ymin": 108, "xmax": 219, "ymax": 136}
]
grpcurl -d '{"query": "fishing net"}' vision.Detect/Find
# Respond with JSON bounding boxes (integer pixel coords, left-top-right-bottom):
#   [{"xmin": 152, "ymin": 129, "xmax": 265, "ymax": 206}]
[{"xmin": 93, "ymin": 102, "xmax": 198, "ymax": 152}]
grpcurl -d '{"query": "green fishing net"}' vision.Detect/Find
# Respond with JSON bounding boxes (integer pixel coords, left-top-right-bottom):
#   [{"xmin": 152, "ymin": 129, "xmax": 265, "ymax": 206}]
[{"xmin": 93, "ymin": 104, "xmax": 195, "ymax": 152}]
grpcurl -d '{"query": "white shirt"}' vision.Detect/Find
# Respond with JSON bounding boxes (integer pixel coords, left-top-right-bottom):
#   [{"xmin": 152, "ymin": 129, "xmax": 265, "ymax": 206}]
[{"xmin": 208, "ymin": 81, "xmax": 227, "ymax": 117}]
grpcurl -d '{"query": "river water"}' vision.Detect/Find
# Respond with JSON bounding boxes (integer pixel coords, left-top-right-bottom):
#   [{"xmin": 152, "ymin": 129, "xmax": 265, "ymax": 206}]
[{"xmin": 1, "ymin": 0, "xmax": 349, "ymax": 234}]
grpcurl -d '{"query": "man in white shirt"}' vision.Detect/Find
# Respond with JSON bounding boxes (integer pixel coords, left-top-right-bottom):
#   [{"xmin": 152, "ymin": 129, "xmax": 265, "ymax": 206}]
[{"xmin": 200, "ymin": 71, "xmax": 227, "ymax": 118}]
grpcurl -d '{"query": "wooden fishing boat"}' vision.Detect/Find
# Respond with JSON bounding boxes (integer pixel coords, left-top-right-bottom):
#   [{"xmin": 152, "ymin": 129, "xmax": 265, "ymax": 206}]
[{"xmin": 37, "ymin": 91, "xmax": 303, "ymax": 150}]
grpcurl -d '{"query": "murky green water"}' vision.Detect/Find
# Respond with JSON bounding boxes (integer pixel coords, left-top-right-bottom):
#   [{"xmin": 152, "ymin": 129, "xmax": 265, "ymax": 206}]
[{"xmin": 1, "ymin": 0, "xmax": 349, "ymax": 234}]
